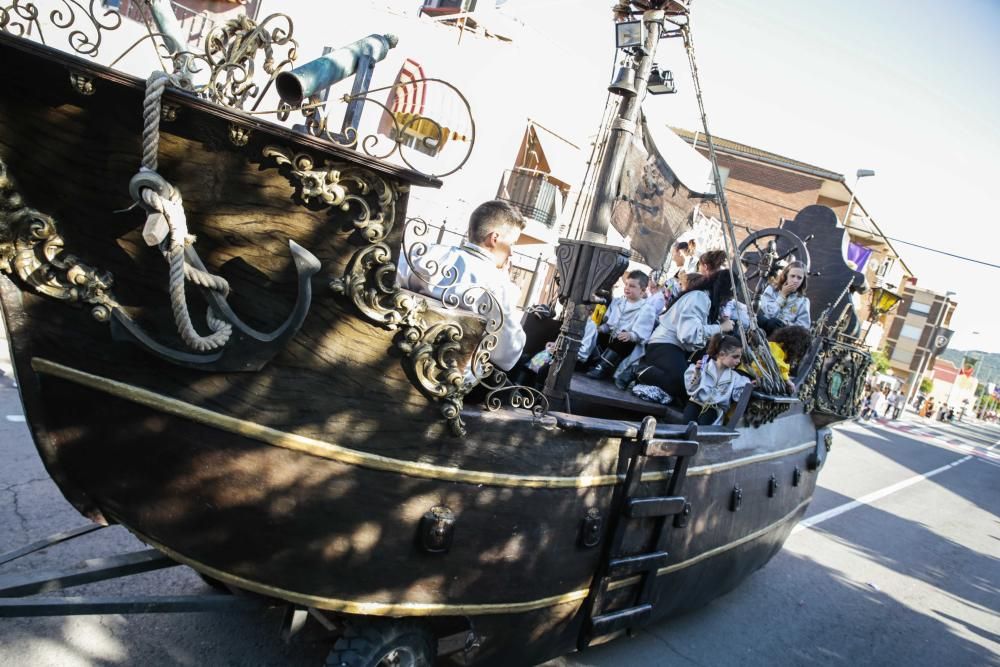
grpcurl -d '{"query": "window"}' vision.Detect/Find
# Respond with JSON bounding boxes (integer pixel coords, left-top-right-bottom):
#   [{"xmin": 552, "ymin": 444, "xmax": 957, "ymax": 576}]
[
  {"xmin": 901, "ymin": 324, "xmax": 922, "ymax": 339},
  {"xmin": 909, "ymin": 301, "xmax": 931, "ymax": 315}
]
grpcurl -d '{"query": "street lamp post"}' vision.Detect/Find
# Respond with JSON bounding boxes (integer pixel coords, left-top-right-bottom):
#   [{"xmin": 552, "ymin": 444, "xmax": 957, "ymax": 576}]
[
  {"xmin": 863, "ymin": 285, "xmax": 902, "ymax": 348},
  {"xmin": 842, "ymin": 168, "xmax": 875, "ymax": 229}
]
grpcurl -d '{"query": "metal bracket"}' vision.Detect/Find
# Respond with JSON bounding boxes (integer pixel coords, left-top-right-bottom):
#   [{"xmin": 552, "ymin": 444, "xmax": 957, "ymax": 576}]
[
  {"xmin": 673, "ymin": 501, "xmax": 692, "ymax": 528},
  {"xmin": 768, "ymin": 474, "xmax": 779, "ymax": 498},
  {"xmin": 730, "ymin": 486, "xmax": 743, "ymax": 512},
  {"xmin": 580, "ymin": 508, "xmax": 603, "ymax": 548}
]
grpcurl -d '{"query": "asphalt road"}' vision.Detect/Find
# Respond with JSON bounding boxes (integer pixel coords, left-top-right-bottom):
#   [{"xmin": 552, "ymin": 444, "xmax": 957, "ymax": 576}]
[{"xmin": 1, "ymin": 326, "xmax": 998, "ymax": 665}]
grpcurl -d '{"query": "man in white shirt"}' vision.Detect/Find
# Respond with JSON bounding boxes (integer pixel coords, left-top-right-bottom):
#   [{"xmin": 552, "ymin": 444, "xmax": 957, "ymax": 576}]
[{"xmin": 397, "ymin": 200, "xmax": 527, "ymax": 373}]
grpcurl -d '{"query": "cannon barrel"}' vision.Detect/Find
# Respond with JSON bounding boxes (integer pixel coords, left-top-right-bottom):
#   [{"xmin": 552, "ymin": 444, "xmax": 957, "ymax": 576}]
[{"xmin": 276, "ymin": 33, "xmax": 399, "ymax": 106}]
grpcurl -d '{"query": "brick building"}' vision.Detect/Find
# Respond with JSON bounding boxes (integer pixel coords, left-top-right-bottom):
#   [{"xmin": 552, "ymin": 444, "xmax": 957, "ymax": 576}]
[
  {"xmin": 882, "ymin": 284, "xmax": 958, "ymax": 404},
  {"xmin": 672, "ymin": 127, "xmax": 912, "ymax": 331}
]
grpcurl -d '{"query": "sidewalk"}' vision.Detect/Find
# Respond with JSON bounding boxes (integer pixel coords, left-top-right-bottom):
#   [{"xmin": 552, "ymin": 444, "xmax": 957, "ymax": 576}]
[{"xmin": 0, "ymin": 314, "xmax": 14, "ymax": 384}]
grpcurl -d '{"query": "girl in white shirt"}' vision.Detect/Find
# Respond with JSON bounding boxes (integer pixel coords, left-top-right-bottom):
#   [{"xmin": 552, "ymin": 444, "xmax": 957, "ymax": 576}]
[
  {"xmin": 635, "ymin": 269, "xmax": 737, "ymax": 404},
  {"xmin": 683, "ymin": 334, "xmax": 753, "ymax": 425},
  {"xmin": 757, "ymin": 260, "xmax": 811, "ymax": 335}
]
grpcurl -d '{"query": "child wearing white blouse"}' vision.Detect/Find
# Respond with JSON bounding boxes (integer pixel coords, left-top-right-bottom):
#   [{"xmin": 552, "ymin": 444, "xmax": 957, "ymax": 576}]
[
  {"xmin": 757, "ymin": 260, "xmax": 811, "ymax": 335},
  {"xmin": 683, "ymin": 334, "xmax": 753, "ymax": 425}
]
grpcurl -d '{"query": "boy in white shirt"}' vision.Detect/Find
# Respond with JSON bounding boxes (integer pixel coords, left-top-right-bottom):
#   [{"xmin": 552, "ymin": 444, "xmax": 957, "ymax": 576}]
[{"xmin": 586, "ymin": 270, "xmax": 657, "ymax": 379}]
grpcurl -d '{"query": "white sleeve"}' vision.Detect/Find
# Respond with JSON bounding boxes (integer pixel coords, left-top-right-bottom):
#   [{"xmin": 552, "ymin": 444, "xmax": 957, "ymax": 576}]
[
  {"xmin": 482, "ymin": 281, "xmax": 526, "ymax": 372},
  {"xmin": 630, "ymin": 302, "xmax": 658, "ymax": 342},
  {"xmin": 758, "ymin": 286, "xmax": 782, "ymax": 319},
  {"xmin": 675, "ymin": 294, "xmax": 720, "ymax": 348},
  {"xmin": 732, "ymin": 373, "xmax": 752, "ymax": 403},
  {"xmin": 684, "ymin": 363, "xmax": 700, "ymax": 394}
]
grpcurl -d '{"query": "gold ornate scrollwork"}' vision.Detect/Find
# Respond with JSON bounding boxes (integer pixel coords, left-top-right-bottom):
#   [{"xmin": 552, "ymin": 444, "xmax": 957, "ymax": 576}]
[
  {"xmin": 799, "ymin": 338, "xmax": 872, "ymax": 421},
  {"xmin": 745, "ymin": 397, "xmax": 790, "ymax": 428},
  {"xmin": 0, "ymin": 157, "xmax": 116, "ymax": 321},
  {"xmin": 228, "ymin": 124, "xmax": 251, "ymax": 147},
  {"xmin": 263, "ymin": 145, "xmax": 398, "ymax": 243},
  {"xmin": 69, "ymin": 71, "xmax": 96, "ymax": 96},
  {"xmin": 330, "ymin": 242, "xmax": 471, "ymax": 435}
]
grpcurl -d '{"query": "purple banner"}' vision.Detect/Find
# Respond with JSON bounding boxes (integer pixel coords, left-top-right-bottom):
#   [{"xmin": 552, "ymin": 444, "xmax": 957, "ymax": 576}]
[{"xmin": 847, "ymin": 242, "xmax": 873, "ymax": 271}]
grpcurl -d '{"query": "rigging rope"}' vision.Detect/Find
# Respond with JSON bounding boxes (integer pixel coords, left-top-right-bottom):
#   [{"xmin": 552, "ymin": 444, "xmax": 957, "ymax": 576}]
[
  {"xmin": 133, "ymin": 71, "xmax": 232, "ymax": 352},
  {"xmin": 681, "ymin": 23, "xmax": 786, "ymax": 393}
]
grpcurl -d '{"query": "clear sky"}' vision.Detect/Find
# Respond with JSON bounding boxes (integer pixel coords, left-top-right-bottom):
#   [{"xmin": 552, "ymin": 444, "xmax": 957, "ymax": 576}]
[{"xmin": 492, "ymin": 0, "xmax": 1000, "ymax": 353}]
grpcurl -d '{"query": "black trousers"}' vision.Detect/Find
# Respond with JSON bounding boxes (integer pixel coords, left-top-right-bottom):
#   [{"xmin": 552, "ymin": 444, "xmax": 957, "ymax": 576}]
[
  {"xmin": 635, "ymin": 342, "xmax": 690, "ymax": 405},
  {"xmin": 757, "ymin": 313, "xmax": 786, "ymax": 336},
  {"xmin": 682, "ymin": 401, "xmax": 722, "ymax": 425},
  {"xmin": 596, "ymin": 332, "xmax": 637, "ymax": 360}
]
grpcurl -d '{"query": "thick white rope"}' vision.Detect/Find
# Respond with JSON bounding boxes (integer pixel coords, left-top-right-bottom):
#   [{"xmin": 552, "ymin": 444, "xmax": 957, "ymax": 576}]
[{"xmin": 136, "ymin": 71, "xmax": 232, "ymax": 353}]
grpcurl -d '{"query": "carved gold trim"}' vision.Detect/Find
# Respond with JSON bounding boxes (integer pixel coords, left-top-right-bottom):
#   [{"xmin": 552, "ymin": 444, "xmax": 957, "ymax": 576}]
[
  {"xmin": 684, "ymin": 442, "xmax": 813, "ymax": 478},
  {"xmin": 607, "ymin": 498, "xmax": 814, "ymax": 593},
  {"xmin": 0, "ymin": 157, "xmax": 117, "ymax": 322},
  {"xmin": 263, "ymin": 145, "xmax": 399, "ymax": 243},
  {"xmin": 114, "ymin": 499, "xmax": 812, "ymax": 617},
  {"xmin": 31, "ymin": 357, "xmax": 616, "ymax": 489},
  {"xmin": 31, "ymin": 357, "xmax": 813, "ymax": 489},
  {"xmin": 114, "ymin": 519, "xmax": 591, "ymax": 617}
]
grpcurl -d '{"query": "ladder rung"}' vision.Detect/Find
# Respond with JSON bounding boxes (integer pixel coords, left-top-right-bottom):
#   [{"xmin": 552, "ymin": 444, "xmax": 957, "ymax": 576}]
[
  {"xmin": 643, "ymin": 439, "xmax": 698, "ymax": 457},
  {"xmin": 608, "ymin": 551, "xmax": 669, "ymax": 578},
  {"xmin": 627, "ymin": 496, "xmax": 686, "ymax": 518},
  {"xmin": 589, "ymin": 603, "xmax": 653, "ymax": 636}
]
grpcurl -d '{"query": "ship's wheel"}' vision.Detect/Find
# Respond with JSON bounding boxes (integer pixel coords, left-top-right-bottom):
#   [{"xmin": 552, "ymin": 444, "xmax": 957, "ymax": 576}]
[{"xmin": 736, "ymin": 227, "xmax": 811, "ymax": 301}]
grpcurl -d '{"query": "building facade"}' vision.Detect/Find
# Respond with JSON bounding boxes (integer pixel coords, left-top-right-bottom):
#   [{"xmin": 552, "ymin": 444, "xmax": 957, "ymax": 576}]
[
  {"xmin": 672, "ymin": 128, "xmax": 911, "ymax": 337},
  {"xmin": 882, "ymin": 284, "xmax": 958, "ymax": 404}
]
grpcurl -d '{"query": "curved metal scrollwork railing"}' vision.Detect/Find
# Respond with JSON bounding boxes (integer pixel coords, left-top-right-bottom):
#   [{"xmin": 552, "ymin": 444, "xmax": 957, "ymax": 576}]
[
  {"xmin": 331, "ymin": 216, "xmax": 547, "ymax": 435},
  {"xmin": 401, "ymin": 217, "xmax": 549, "ymax": 428},
  {"xmin": 1, "ymin": 0, "xmax": 123, "ymax": 57},
  {"xmin": 286, "ymin": 78, "xmax": 477, "ymax": 180}
]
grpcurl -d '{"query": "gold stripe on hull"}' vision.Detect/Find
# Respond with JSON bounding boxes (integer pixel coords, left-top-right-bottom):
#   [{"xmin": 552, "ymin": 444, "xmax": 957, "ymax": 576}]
[
  {"xmin": 31, "ymin": 357, "xmax": 814, "ymax": 489},
  {"xmin": 120, "ymin": 498, "xmax": 811, "ymax": 617}
]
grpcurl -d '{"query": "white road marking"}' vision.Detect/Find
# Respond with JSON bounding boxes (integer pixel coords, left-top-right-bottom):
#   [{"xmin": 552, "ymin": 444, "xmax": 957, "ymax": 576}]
[
  {"xmin": 793, "ymin": 456, "xmax": 973, "ymax": 534},
  {"xmin": 5, "ymin": 415, "xmax": 25, "ymax": 422}
]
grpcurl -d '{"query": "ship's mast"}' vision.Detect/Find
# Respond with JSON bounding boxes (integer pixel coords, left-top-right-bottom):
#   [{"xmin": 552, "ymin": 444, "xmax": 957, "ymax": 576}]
[{"xmin": 542, "ymin": 5, "xmax": 671, "ymax": 404}]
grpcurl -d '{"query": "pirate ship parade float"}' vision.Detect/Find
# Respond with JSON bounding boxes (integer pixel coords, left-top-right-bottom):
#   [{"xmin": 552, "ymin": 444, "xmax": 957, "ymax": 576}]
[{"xmin": 0, "ymin": 1, "xmax": 871, "ymax": 664}]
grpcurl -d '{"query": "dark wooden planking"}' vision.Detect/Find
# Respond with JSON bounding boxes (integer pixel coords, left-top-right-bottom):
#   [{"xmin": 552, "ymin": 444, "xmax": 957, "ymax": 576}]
[{"xmin": 0, "ymin": 33, "xmax": 440, "ymax": 188}]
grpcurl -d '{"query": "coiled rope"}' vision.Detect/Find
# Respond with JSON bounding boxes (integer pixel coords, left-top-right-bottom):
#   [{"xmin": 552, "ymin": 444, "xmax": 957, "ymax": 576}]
[{"xmin": 133, "ymin": 71, "xmax": 232, "ymax": 352}]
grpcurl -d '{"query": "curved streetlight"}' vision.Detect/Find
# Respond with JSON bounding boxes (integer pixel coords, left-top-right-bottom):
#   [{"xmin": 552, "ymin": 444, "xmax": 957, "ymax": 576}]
[{"xmin": 842, "ymin": 168, "xmax": 875, "ymax": 228}]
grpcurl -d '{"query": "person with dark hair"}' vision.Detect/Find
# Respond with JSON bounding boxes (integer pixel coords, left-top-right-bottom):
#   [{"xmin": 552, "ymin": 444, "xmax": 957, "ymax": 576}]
[
  {"xmin": 697, "ymin": 250, "xmax": 728, "ymax": 276},
  {"xmin": 683, "ymin": 239, "xmax": 699, "ymax": 272},
  {"xmin": 398, "ymin": 199, "xmax": 527, "ymax": 371},
  {"xmin": 586, "ymin": 270, "xmax": 656, "ymax": 379},
  {"xmin": 757, "ymin": 260, "xmax": 811, "ymax": 334},
  {"xmin": 683, "ymin": 333, "xmax": 752, "ymax": 425},
  {"xmin": 762, "ymin": 325, "xmax": 812, "ymax": 390},
  {"xmin": 666, "ymin": 241, "xmax": 688, "ymax": 279},
  {"xmin": 633, "ymin": 269, "xmax": 737, "ymax": 404}
]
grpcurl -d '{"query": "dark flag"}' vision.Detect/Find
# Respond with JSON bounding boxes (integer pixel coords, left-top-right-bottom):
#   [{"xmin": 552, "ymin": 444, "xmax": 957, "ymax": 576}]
[{"xmin": 610, "ymin": 114, "xmax": 700, "ymax": 268}]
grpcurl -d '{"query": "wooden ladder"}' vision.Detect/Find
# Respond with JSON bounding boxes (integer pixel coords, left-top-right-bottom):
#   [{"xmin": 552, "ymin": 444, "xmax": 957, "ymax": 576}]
[{"xmin": 578, "ymin": 416, "xmax": 699, "ymax": 649}]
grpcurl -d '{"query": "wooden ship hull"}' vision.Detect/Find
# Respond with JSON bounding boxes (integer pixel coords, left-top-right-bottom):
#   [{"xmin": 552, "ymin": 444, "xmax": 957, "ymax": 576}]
[{"xmin": 0, "ymin": 19, "xmax": 867, "ymax": 666}]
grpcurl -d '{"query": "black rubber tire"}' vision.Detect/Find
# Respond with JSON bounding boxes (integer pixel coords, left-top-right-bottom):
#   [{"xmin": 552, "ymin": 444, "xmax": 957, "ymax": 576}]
[{"xmin": 325, "ymin": 620, "xmax": 435, "ymax": 667}]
